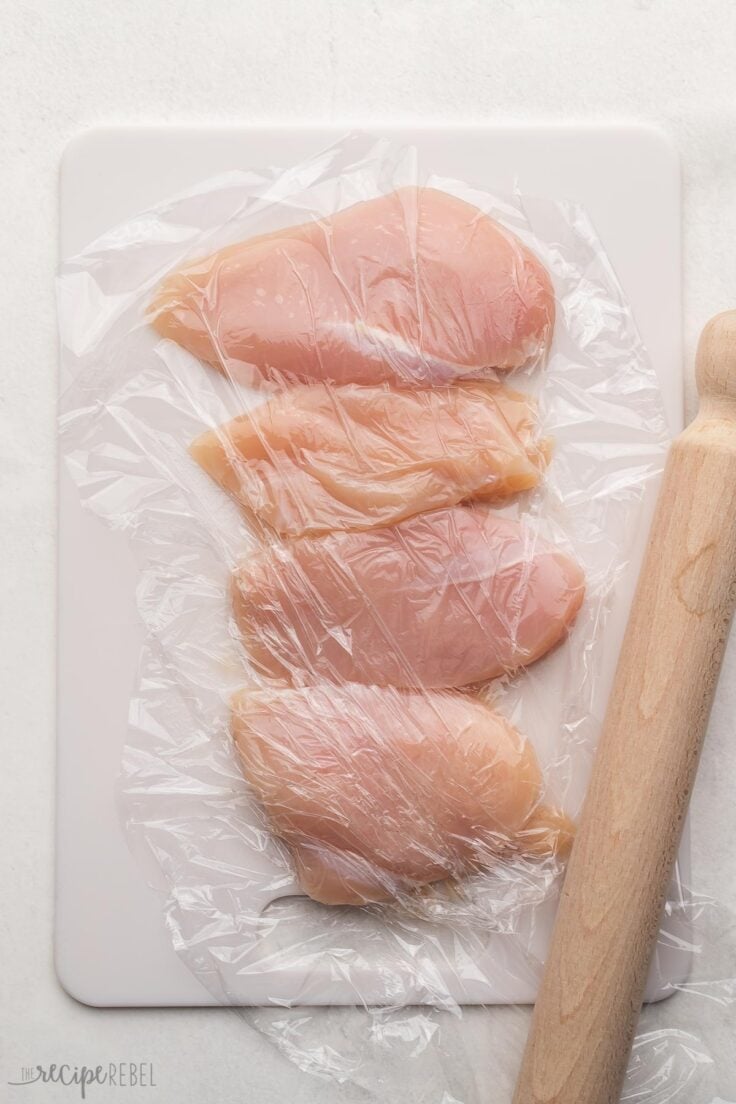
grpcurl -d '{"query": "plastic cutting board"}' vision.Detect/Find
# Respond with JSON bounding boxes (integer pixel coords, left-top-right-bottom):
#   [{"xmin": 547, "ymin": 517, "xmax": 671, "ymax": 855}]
[{"xmin": 57, "ymin": 125, "xmax": 685, "ymax": 1006}]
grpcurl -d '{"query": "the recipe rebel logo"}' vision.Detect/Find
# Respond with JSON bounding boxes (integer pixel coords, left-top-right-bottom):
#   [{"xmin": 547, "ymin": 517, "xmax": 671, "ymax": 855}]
[{"xmin": 8, "ymin": 1062, "xmax": 157, "ymax": 1097}]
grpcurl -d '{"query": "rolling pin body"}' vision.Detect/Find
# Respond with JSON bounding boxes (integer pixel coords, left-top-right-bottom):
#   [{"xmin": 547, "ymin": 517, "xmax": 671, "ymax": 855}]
[{"xmin": 513, "ymin": 311, "xmax": 736, "ymax": 1104}]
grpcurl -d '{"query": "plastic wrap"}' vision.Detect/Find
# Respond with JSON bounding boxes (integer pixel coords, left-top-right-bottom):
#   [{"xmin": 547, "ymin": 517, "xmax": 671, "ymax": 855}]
[{"xmin": 58, "ymin": 134, "xmax": 735, "ymax": 1102}]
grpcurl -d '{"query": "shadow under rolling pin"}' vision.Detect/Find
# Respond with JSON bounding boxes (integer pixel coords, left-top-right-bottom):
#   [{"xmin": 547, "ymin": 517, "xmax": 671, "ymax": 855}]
[{"xmin": 512, "ymin": 310, "xmax": 736, "ymax": 1104}]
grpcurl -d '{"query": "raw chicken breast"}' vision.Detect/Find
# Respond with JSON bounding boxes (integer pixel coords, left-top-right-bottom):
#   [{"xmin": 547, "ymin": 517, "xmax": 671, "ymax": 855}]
[
  {"xmin": 233, "ymin": 506, "xmax": 585, "ymax": 688},
  {"xmin": 191, "ymin": 382, "xmax": 551, "ymax": 538},
  {"xmin": 150, "ymin": 188, "xmax": 555, "ymax": 387},
  {"xmin": 231, "ymin": 684, "xmax": 575, "ymax": 905}
]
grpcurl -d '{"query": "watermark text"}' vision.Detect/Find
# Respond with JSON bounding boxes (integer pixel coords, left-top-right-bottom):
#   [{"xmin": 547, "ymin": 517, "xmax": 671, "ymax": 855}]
[{"xmin": 8, "ymin": 1062, "xmax": 156, "ymax": 1098}]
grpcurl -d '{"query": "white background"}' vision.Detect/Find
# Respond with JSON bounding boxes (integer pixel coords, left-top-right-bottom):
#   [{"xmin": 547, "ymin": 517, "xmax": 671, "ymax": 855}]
[{"xmin": 2, "ymin": 2, "xmax": 736, "ymax": 1102}]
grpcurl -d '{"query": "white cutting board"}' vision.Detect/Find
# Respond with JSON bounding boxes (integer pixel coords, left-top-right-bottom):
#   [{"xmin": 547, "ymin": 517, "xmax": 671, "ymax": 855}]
[{"xmin": 57, "ymin": 125, "xmax": 684, "ymax": 1007}]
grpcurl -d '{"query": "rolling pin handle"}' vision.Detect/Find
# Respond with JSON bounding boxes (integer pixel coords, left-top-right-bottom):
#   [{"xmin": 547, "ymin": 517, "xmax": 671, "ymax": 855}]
[{"xmin": 696, "ymin": 310, "xmax": 736, "ymax": 408}]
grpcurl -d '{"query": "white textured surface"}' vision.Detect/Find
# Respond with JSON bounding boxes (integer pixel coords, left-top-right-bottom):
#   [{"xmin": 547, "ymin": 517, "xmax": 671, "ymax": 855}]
[{"xmin": 2, "ymin": 2, "xmax": 736, "ymax": 1102}]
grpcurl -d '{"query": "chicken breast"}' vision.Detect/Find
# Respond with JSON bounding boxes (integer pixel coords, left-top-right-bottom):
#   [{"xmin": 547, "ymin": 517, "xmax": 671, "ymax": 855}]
[
  {"xmin": 231, "ymin": 684, "xmax": 574, "ymax": 906},
  {"xmin": 150, "ymin": 187, "xmax": 555, "ymax": 387},
  {"xmin": 191, "ymin": 382, "xmax": 551, "ymax": 538},
  {"xmin": 233, "ymin": 506, "xmax": 585, "ymax": 689}
]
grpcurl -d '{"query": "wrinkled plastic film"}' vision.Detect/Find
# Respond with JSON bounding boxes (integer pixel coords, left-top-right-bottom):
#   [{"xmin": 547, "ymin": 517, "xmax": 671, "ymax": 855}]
[{"xmin": 58, "ymin": 134, "xmax": 735, "ymax": 1102}]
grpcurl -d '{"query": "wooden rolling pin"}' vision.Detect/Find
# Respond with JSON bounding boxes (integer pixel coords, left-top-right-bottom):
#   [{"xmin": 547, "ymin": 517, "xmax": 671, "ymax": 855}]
[{"xmin": 513, "ymin": 310, "xmax": 736, "ymax": 1104}]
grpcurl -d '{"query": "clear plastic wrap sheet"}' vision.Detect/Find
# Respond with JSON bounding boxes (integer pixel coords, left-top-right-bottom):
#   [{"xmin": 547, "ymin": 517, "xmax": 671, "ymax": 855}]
[{"xmin": 58, "ymin": 134, "xmax": 736, "ymax": 1103}]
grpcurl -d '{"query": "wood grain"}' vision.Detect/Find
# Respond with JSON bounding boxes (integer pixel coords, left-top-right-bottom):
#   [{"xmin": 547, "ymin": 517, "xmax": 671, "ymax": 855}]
[{"xmin": 512, "ymin": 310, "xmax": 736, "ymax": 1104}]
